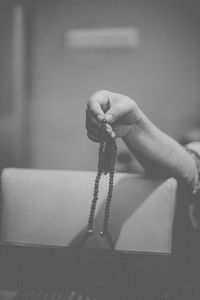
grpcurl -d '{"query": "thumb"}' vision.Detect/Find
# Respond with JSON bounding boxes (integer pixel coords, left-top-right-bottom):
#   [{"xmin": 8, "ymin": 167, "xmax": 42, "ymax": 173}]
[
  {"xmin": 104, "ymin": 104, "xmax": 123, "ymax": 124},
  {"xmin": 104, "ymin": 112, "xmax": 115, "ymax": 124}
]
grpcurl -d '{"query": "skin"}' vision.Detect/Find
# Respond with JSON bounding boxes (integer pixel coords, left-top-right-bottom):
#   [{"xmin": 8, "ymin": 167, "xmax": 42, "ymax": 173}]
[{"xmin": 86, "ymin": 90, "xmax": 196, "ymax": 186}]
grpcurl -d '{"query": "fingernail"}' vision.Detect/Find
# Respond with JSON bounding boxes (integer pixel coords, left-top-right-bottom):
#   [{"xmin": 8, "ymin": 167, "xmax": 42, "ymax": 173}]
[
  {"xmin": 111, "ymin": 131, "xmax": 116, "ymax": 139},
  {"xmin": 106, "ymin": 127, "xmax": 112, "ymax": 134},
  {"xmin": 97, "ymin": 114, "xmax": 104, "ymax": 121},
  {"xmin": 105, "ymin": 114, "xmax": 114, "ymax": 123}
]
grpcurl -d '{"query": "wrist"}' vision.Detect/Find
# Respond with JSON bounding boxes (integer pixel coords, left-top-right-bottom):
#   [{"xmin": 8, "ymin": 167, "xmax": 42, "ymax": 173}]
[
  {"xmin": 185, "ymin": 146, "xmax": 200, "ymax": 195},
  {"xmin": 122, "ymin": 109, "xmax": 148, "ymax": 142}
]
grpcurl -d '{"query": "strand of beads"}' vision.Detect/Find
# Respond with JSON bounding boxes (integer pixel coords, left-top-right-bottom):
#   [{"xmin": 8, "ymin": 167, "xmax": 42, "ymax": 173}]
[
  {"xmin": 87, "ymin": 120, "xmax": 106, "ymax": 234},
  {"xmin": 100, "ymin": 137, "xmax": 117, "ymax": 249},
  {"xmin": 85, "ymin": 119, "xmax": 117, "ymax": 249}
]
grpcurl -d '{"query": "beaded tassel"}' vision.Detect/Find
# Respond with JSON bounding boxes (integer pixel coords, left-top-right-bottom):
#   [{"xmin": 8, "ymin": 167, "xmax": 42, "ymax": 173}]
[
  {"xmin": 87, "ymin": 120, "xmax": 106, "ymax": 234},
  {"xmin": 86, "ymin": 119, "xmax": 117, "ymax": 249}
]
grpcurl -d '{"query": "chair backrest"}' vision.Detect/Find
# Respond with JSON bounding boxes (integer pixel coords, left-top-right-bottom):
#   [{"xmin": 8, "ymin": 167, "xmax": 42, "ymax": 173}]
[{"xmin": 0, "ymin": 168, "xmax": 177, "ymax": 253}]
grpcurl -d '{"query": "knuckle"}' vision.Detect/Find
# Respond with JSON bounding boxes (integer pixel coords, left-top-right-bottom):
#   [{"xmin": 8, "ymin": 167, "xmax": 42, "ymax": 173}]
[
  {"xmin": 131, "ymin": 99, "xmax": 138, "ymax": 110},
  {"xmin": 93, "ymin": 90, "xmax": 107, "ymax": 97},
  {"xmin": 91, "ymin": 90, "xmax": 110, "ymax": 101}
]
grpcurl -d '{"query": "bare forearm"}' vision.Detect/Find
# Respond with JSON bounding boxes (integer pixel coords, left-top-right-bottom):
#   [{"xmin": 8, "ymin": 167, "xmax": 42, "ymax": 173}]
[
  {"xmin": 123, "ymin": 110, "xmax": 196, "ymax": 185},
  {"xmin": 86, "ymin": 90, "xmax": 196, "ymax": 186}
]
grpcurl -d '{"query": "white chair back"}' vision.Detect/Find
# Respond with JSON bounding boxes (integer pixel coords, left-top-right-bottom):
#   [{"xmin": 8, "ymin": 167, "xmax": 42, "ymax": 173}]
[{"xmin": 1, "ymin": 168, "xmax": 177, "ymax": 253}]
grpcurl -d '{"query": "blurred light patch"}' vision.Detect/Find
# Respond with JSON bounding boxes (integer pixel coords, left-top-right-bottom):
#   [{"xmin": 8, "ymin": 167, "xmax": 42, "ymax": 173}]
[{"xmin": 65, "ymin": 27, "xmax": 140, "ymax": 49}]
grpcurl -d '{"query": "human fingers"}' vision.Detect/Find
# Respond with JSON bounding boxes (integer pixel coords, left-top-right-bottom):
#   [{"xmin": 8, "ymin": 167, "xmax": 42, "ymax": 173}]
[
  {"xmin": 86, "ymin": 123, "xmax": 115, "ymax": 142},
  {"xmin": 105, "ymin": 123, "xmax": 116, "ymax": 139},
  {"xmin": 86, "ymin": 118, "xmax": 101, "ymax": 139},
  {"xmin": 87, "ymin": 131, "xmax": 101, "ymax": 143},
  {"xmin": 86, "ymin": 108, "xmax": 104, "ymax": 142},
  {"xmin": 104, "ymin": 94, "xmax": 139, "ymax": 125},
  {"xmin": 87, "ymin": 90, "xmax": 112, "ymax": 122},
  {"xmin": 86, "ymin": 108, "xmax": 102, "ymax": 132},
  {"xmin": 86, "ymin": 117, "xmax": 115, "ymax": 141},
  {"xmin": 86, "ymin": 106, "xmax": 115, "ymax": 137}
]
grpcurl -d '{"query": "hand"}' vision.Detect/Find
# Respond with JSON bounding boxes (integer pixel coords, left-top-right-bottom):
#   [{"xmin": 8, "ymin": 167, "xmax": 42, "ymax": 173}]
[{"xmin": 86, "ymin": 90, "xmax": 141, "ymax": 142}]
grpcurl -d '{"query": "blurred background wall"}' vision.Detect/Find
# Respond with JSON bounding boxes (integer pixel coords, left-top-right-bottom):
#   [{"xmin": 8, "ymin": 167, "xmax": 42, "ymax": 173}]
[
  {"xmin": 0, "ymin": 0, "xmax": 200, "ymax": 172},
  {"xmin": 0, "ymin": 0, "xmax": 28, "ymax": 171}
]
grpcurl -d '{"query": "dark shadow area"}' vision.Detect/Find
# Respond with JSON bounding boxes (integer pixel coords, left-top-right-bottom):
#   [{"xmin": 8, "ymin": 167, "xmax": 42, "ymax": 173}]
[
  {"xmin": 0, "ymin": 242, "xmax": 169, "ymax": 300},
  {"xmin": 169, "ymin": 181, "xmax": 200, "ymax": 299}
]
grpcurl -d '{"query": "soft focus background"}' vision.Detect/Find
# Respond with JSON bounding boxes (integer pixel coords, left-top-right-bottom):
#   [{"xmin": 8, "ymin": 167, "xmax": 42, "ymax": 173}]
[{"xmin": 0, "ymin": 0, "xmax": 200, "ymax": 173}]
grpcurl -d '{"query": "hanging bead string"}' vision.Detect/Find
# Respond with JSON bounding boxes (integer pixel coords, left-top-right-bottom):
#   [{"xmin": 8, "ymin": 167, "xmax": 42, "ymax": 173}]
[
  {"xmin": 80, "ymin": 119, "xmax": 117, "ymax": 249},
  {"xmin": 100, "ymin": 135, "xmax": 117, "ymax": 246},
  {"xmin": 87, "ymin": 120, "xmax": 107, "ymax": 234}
]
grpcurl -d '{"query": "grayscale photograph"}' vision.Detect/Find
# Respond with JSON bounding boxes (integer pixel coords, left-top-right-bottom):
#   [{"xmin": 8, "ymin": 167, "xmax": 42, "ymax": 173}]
[{"xmin": 0, "ymin": 0, "xmax": 200, "ymax": 299}]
